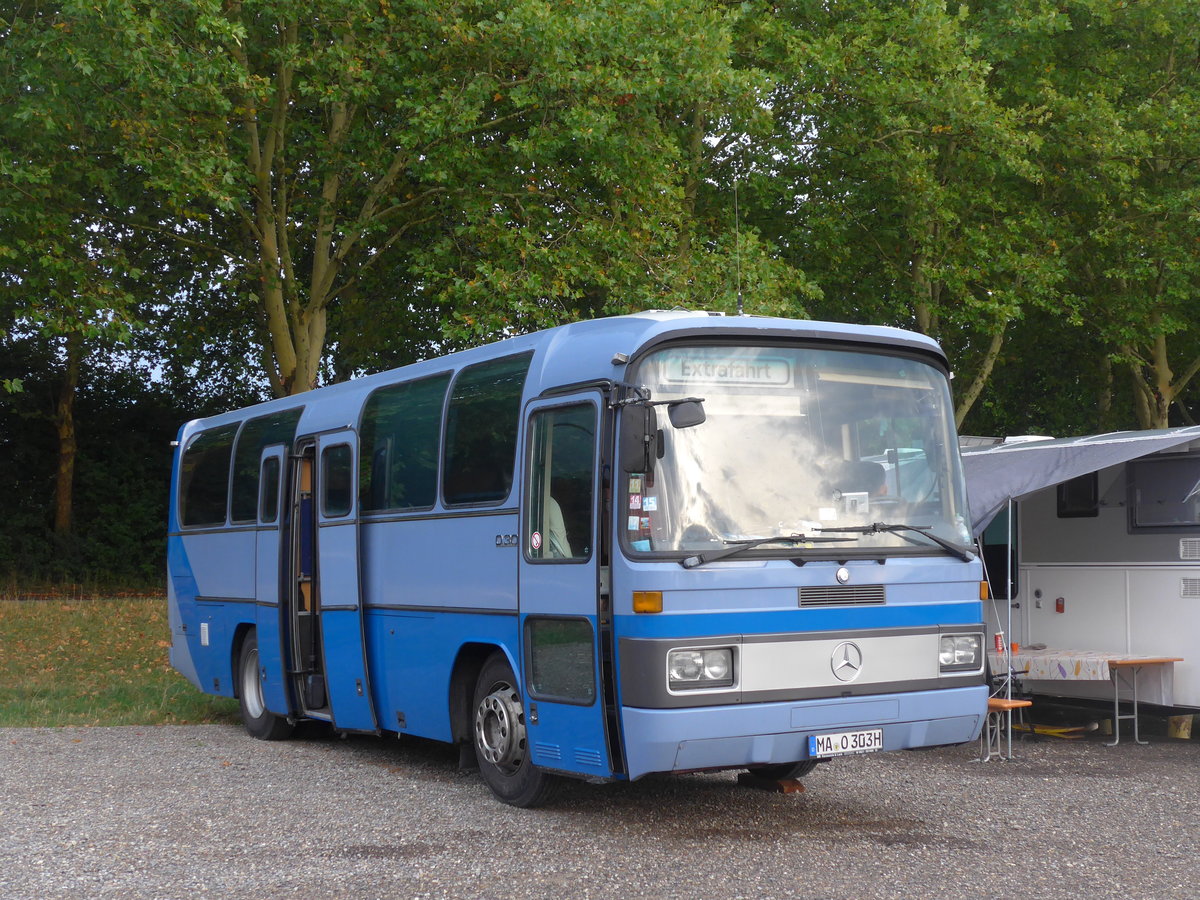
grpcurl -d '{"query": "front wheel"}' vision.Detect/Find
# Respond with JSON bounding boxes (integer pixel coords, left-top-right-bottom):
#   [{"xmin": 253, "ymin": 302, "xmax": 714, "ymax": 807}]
[
  {"xmin": 472, "ymin": 653, "xmax": 558, "ymax": 807},
  {"xmin": 237, "ymin": 631, "xmax": 293, "ymax": 741}
]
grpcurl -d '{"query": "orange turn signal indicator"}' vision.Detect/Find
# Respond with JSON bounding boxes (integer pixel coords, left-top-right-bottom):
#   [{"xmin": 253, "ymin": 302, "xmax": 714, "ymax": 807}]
[{"xmin": 632, "ymin": 591, "xmax": 663, "ymax": 614}]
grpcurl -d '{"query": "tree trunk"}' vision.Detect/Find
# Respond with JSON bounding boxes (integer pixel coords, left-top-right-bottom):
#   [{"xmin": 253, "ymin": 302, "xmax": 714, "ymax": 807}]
[
  {"xmin": 678, "ymin": 102, "xmax": 705, "ymax": 263},
  {"xmin": 954, "ymin": 327, "xmax": 1005, "ymax": 429},
  {"xmin": 1149, "ymin": 332, "xmax": 1174, "ymax": 428},
  {"xmin": 1129, "ymin": 357, "xmax": 1154, "ymax": 429},
  {"xmin": 1096, "ymin": 353, "xmax": 1113, "ymax": 432},
  {"xmin": 53, "ymin": 331, "xmax": 82, "ymax": 536},
  {"xmin": 1125, "ymin": 330, "xmax": 1200, "ymax": 430}
]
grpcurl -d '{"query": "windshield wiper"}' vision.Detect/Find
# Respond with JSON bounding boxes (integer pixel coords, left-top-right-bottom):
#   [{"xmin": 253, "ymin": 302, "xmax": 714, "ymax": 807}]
[
  {"xmin": 817, "ymin": 522, "xmax": 975, "ymax": 562},
  {"xmin": 680, "ymin": 533, "xmax": 856, "ymax": 570}
]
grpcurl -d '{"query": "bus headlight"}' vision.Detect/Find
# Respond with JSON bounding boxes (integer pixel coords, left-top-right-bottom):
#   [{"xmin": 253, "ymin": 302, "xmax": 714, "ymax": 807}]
[
  {"xmin": 668, "ymin": 648, "xmax": 735, "ymax": 690},
  {"xmin": 939, "ymin": 634, "xmax": 982, "ymax": 672}
]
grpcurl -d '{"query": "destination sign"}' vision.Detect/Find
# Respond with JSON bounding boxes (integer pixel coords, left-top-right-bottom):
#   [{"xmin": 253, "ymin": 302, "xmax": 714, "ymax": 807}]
[{"xmin": 661, "ymin": 353, "xmax": 793, "ymax": 387}]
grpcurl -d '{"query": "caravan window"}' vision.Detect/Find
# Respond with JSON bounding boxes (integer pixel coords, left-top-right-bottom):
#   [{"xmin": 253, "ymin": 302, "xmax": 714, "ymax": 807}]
[
  {"xmin": 1129, "ymin": 457, "xmax": 1200, "ymax": 530},
  {"xmin": 1057, "ymin": 473, "xmax": 1099, "ymax": 518}
]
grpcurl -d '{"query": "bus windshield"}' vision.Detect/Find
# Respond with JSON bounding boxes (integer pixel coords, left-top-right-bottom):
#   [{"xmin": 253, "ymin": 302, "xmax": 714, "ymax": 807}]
[{"xmin": 622, "ymin": 343, "xmax": 972, "ymax": 558}]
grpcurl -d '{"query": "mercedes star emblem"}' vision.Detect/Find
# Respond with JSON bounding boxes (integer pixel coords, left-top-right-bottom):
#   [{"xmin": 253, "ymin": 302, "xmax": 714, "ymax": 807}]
[{"xmin": 831, "ymin": 641, "xmax": 864, "ymax": 682}]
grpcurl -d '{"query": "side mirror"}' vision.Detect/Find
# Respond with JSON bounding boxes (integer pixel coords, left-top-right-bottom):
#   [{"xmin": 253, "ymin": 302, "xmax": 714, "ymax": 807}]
[
  {"xmin": 620, "ymin": 404, "xmax": 659, "ymax": 474},
  {"xmin": 667, "ymin": 399, "xmax": 705, "ymax": 429}
]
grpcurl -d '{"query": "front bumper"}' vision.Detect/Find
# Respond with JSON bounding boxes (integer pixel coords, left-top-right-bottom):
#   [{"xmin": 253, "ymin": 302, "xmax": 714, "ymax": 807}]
[{"xmin": 620, "ymin": 684, "xmax": 987, "ymax": 780}]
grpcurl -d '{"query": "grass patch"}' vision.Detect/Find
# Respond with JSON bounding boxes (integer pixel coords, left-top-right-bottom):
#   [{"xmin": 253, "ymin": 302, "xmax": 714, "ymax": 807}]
[
  {"xmin": 0, "ymin": 578, "xmax": 165, "ymax": 602},
  {"xmin": 0, "ymin": 596, "xmax": 239, "ymax": 727}
]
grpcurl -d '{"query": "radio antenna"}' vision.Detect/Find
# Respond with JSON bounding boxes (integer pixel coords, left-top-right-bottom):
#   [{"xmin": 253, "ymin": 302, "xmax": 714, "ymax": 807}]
[{"xmin": 734, "ymin": 163, "xmax": 744, "ymax": 317}]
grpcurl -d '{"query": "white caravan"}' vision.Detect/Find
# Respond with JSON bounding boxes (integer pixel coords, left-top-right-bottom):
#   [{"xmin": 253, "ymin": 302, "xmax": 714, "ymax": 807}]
[{"xmin": 963, "ymin": 428, "xmax": 1200, "ymax": 708}]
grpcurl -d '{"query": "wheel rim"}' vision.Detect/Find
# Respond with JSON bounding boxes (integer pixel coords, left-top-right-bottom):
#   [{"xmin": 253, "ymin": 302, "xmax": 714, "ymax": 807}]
[
  {"xmin": 241, "ymin": 646, "xmax": 265, "ymax": 719},
  {"xmin": 474, "ymin": 681, "xmax": 526, "ymax": 774}
]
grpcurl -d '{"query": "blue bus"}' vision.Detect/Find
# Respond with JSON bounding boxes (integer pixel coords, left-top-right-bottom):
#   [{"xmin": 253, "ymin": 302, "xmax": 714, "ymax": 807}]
[{"xmin": 168, "ymin": 311, "xmax": 987, "ymax": 806}]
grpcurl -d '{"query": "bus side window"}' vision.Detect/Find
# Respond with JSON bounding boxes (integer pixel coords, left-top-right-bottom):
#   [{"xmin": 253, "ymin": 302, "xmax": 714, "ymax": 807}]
[
  {"xmin": 230, "ymin": 409, "xmax": 302, "ymax": 523},
  {"xmin": 179, "ymin": 424, "xmax": 238, "ymax": 527},
  {"xmin": 259, "ymin": 456, "xmax": 281, "ymax": 524},
  {"xmin": 526, "ymin": 404, "xmax": 595, "ymax": 561},
  {"xmin": 360, "ymin": 373, "xmax": 449, "ymax": 512},
  {"xmin": 444, "ymin": 354, "xmax": 531, "ymax": 506},
  {"xmin": 370, "ymin": 443, "xmax": 390, "ymax": 512},
  {"xmin": 322, "ymin": 444, "xmax": 354, "ymax": 518}
]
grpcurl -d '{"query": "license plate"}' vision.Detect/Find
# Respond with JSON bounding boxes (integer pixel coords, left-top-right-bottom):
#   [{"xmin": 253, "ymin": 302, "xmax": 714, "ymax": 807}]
[{"xmin": 808, "ymin": 728, "xmax": 884, "ymax": 758}]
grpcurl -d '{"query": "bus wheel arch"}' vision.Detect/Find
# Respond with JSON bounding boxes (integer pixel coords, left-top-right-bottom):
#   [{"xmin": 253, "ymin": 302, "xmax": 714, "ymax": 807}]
[
  {"xmin": 449, "ymin": 643, "xmax": 499, "ymax": 751},
  {"xmin": 235, "ymin": 628, "xmax": 293, "ymax": 741},
  {"xmin": 230, "ymin": 623, "xmax": 254, "ymax": 698},
  {"xmin": 470, "ymin": 651, "xmax": 558, "ymax": 807}
]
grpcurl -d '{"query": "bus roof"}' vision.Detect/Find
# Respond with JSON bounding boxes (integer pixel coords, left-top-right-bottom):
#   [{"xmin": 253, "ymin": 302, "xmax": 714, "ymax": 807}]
[{"xmin": 177, "ymin": 311, "xmax": 947, "ymax": 441}]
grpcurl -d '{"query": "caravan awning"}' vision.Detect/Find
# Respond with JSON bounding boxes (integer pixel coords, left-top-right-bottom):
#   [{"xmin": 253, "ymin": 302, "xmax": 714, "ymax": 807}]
[{"xmin": 962, "ymin": 426, "xmax": 1200, "ymax": 536}]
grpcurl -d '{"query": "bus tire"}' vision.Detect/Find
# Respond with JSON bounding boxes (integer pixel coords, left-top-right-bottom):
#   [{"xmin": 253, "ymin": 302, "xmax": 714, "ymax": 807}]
[
  {"xmin": 472, "ymin": 652, "xmax": 558, "ymax": 808},
  {"xmin": 746, "ymin": 759, "xmax": 821, "ymax": 781},
  {"xmin": 237, "ymin": 631, "xmax": 293, "ymax": 741}
]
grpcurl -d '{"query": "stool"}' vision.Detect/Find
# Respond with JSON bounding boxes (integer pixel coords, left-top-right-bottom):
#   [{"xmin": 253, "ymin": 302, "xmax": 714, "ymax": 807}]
[{"xmin": 980, "ymin": 697, "xmax": 1033, "ymax": 761}]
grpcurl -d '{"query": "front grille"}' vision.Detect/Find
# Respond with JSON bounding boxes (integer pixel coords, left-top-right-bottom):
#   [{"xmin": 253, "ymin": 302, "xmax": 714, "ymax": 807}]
[{"xmin": 798, "ymin": 584, "xmax": 886, "ymax": 607}]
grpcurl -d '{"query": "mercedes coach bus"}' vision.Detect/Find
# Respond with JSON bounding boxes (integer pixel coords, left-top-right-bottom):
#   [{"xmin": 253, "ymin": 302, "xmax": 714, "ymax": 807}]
[{"xmin": 167, "ymin": 311, "xmax": 987, "ymax": 806}]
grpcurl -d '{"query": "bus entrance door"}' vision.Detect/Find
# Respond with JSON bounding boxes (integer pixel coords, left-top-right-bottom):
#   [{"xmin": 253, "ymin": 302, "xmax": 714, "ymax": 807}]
[
  {"xmin": 313, "ymin": 430, "xmax": 377, "ymax": 733},
  {"xmin": 518, "ymin": 395, "xmax": 613, "ymax": 778},
  {"xmin": 254, "ymin": 444, "xmax": 290, "ymax": 716}
]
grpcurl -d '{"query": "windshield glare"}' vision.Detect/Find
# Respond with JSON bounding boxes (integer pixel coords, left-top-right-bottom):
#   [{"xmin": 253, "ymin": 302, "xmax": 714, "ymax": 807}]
[{"xmin": 622, "ymin": 344, "xmax": 971, "ymax": 557}]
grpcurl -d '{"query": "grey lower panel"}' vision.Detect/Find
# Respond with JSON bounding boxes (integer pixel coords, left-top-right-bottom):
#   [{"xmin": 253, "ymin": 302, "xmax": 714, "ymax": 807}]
[{"xmin": 619, "ymin": 627, "xmax": 985, "ymax": 709}]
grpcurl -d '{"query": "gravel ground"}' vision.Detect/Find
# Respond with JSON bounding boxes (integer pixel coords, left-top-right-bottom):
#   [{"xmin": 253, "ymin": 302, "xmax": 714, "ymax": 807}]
[{"xmin": 3, "ymin": 724, "xmax": 1198, "ymax": 899}]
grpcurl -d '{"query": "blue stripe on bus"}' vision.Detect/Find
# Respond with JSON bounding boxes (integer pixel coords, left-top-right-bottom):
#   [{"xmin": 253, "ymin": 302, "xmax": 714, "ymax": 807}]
[{"xmin": 613, "ymin": 602, "xmax": 984, "ymax": 639}]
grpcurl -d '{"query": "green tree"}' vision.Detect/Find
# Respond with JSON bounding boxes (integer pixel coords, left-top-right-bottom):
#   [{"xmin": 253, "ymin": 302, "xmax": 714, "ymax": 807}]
[
  {"xmin": 1, "ymin": 1, "xmax": 141, "ymax": 534},
  {"xmin": 11, "ymin": 0, "xmax": 811, "ymax": 397},
  {"xmin": 1065, "ymin": 1, "xmax": 1200, "ymax": 428},
  {"xmin": 410, "ymin": 0, "xmax": 815, "ymax": 345},
  {"xmin": 752, "ymin": 0, "xmax": 1065, "ymax": 427},
  {"xmin": 970, "ymin": 0, "xmax": 1200, "ymax": 431}
]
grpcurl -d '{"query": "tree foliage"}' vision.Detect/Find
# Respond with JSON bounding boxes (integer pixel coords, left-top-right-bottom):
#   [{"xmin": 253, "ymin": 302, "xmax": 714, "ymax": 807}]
[
  {"xmin": 5, "ymin": 0, "xmax": 809, "ymax": 397},
  {"xmin": 746, "ymin": 0, "xmax": 1071, "ymax": 426},
  {"xmin": 3, "ymin": 0, "xmax": 1200, "ymax": 580},
  {"xmin": 1032, "ymin": 0, "xmax": 1200, "ymax": 428}
]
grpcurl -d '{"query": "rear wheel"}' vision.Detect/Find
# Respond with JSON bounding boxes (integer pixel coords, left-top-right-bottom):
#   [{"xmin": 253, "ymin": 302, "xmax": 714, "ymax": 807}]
[
  {"xmin": 472, "ymin": 652, "xmax": 558, "ymax": 807},
  {"xmin": 237, "ymin": 631, "xmax": 293, "ymax": 741},
  {"xmin": 746, "ymin": 759, "xmax": 821, "ymax": 781}
]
